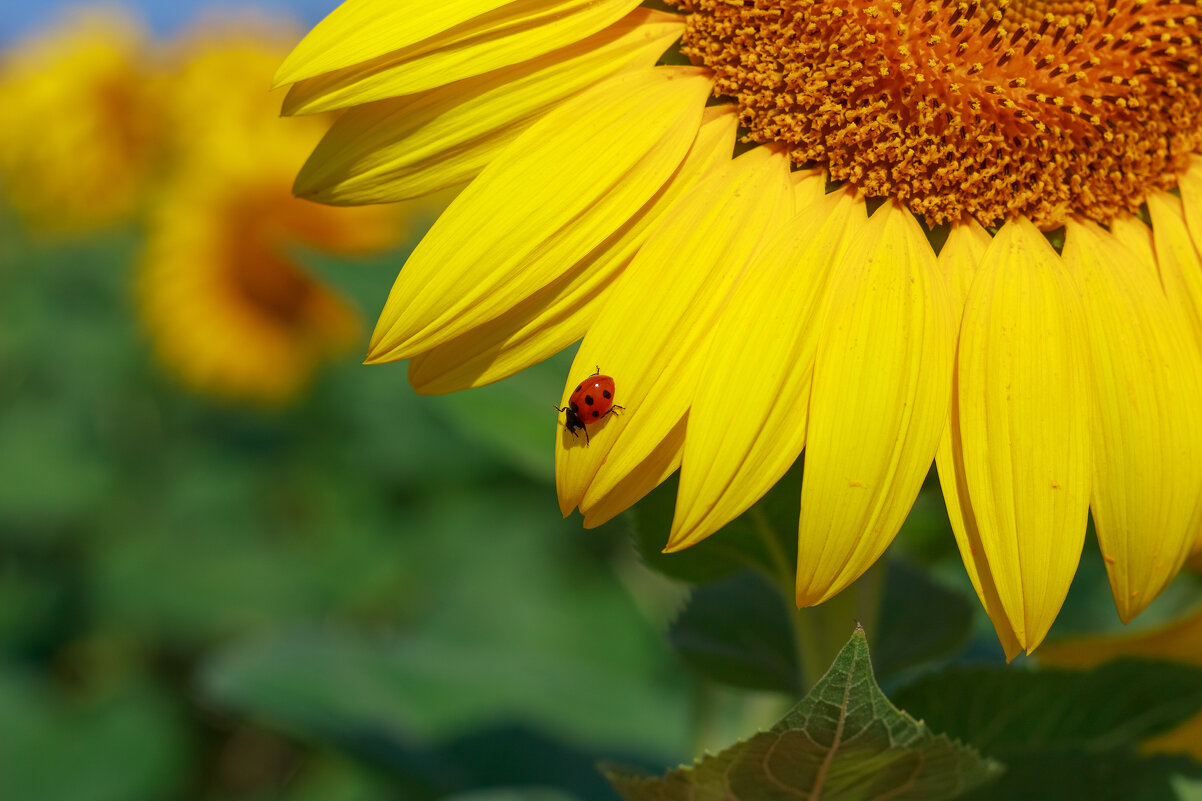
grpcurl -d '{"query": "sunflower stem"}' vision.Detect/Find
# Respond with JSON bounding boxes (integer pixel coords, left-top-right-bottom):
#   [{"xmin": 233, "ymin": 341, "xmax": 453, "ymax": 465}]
[
  {"xmin": 795, "ymin": 572, "xmax": 875, "ymax": 690},
  {"xmin": 747, "ymin": 505, "xmax": 885, "ymax": 692},
  {"xmin": 789, "ymin": 564, "xmax": 885, "ymax": 693}
]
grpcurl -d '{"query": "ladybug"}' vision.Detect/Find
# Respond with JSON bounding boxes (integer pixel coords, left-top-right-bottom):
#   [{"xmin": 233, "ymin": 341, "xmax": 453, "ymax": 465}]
[{"xmin": 555, "ymin": 366, "xmax": 623, "ymax": 445}]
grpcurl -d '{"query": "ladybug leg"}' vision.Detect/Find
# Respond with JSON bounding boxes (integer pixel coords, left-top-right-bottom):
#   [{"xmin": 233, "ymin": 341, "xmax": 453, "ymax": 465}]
[
  {"xmin": 590, "ymin": 365, "xmax": 601, "ymax": 377},
  {"xmin": 601, "ymin": 405, "xmax": 625, "ymax": 419}
]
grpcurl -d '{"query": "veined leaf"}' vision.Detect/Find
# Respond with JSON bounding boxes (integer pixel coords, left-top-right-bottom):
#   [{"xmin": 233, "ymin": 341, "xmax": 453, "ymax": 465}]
[{"xmin": 606, "ymin": 626, "xmax": 1002, "ymax": 801}]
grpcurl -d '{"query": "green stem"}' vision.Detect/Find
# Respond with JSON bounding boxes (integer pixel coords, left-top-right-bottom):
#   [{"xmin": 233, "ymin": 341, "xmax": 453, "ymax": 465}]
[
  {"xmin": 791, "ymin": 563, "xmax": 885, "ymax": 691},
  {"xmin": 750, "ymin": 506, "xmax": 793, "ymax": 585},
  {"xmin": 748, "ymin": 505, "xmax": 887, "ymax": 693}
]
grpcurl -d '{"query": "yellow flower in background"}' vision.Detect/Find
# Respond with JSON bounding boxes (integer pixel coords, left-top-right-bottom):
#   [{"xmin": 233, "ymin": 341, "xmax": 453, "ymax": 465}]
[
  {"xmin": 276, "ymin": 0, "xmax": 1202, "ymax": 656},
  {"xmin": 139, "ymin": 27, "xmax": 404, "ymax": 405},
  {"xmin": 1039, "ymin": 609, "xmax": 1202, "ymax": 758},
  {"xmin": 0, "ymin": 10, "xmax": 163, "ymax": 230}
]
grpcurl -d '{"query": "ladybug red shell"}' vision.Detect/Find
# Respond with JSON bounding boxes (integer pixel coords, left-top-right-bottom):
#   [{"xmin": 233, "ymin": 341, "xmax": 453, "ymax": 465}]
[{"xmin": 555, "ymin": 366, "xmax": 624, "ymax": 445}]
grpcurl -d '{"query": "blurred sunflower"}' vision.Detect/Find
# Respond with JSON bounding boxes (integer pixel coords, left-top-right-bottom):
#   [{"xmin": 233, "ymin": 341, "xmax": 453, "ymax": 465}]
[
  {"xmin": 139, "ymin": 27, "xmax": 404, "ymax": 405},
  {"xmin": 276, "ymin": 0, "xmax": 1202, "ymax": 656},
  {"xmin": 0, "ymin": 10, "xmax": 162, "ymax": 230}
]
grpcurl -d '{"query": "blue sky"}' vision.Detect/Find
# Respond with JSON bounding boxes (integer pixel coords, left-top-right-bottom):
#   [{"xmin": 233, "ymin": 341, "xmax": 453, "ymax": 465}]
[{"xmin": 1, "ymin": 1, "xmax": 335, "ymax": 44}]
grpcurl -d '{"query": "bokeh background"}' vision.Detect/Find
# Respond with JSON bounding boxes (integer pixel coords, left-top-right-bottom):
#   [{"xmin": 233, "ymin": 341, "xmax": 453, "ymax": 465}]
[{"xmin": 4, "ymin": 4, "xmax": 1202, "ymax": 801}]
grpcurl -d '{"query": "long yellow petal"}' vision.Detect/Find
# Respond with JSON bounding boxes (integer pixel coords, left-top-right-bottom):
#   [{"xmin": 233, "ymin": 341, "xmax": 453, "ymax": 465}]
[
  {"xmin": 283, "ymin": 0, "xmax": 643, "ymax": 113},
  {"xmin": 953, "ymin": 217, "xmax": 1091, "ymax": 654},
  {"xmin": 795, "ymin": 201, "xmax": 957, "ymax": 607},
  {"xmin": 792, "ymin": 167, "xmax": 827, "ymax": 208},
  {"xmin": 408, "ymin": 107, "xmax": 740, "ymax": 395},
  {"xmin": 933, "ymin": 218, "xmax": 1024, "ymax": 659},
  {"xmin": 1108, "ymin": 214, "xmax": 1158, "ymax": 278},
  {"xmin": 294, "ymin": 9, "xmax": 685, "ymax": 203},
  {"xmin": 667, "ymin": 189, "xmax": 862, "ymax": 550},
  {"xmin": 276, "ymin": 0, "xmax": 515, "ymax": 85},
  {"xmin": 1178, "ymin": 154, "xmax": 1202, "ymax": 250},
  {"xmin": 366, "ymin": 67, "xmax": 712, "ymax": 363},
  {"xmin": 578, "ymin": 151, "xmax": 796, "ymax": 516},
  {"xmin": 555, "ymin": 147, "xmax": 796, "ymax": 517},
  {"xmin": 1039, "ymin": 606, "xmax": 1202, "ymax": 668},
  {"xmin": 1065, "ymin": 219, "xmax": 1202, "ymax": 622},
  {"xmin": 1148, "ymin": 190, "xmax": 1202, "ymax": 348},
  {"xmin": 581, "ymin": 420, "xmax": 686, "ymax": 529},
  {"xmin": 938, "ymin": 218, "xmax": 992, "ymax": 306}
]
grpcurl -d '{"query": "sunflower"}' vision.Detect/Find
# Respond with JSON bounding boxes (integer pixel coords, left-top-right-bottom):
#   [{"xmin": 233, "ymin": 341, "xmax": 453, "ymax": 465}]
[
  {"xmin": 276, "ymin": 0, "xmax": 1202, "ymax": 657},
  {"xmin": 0, "ymin": 10, "xmax": 163, "ymax": 231},
  {"xmin": 139, "ymin": 27, "xmax": 404, "ymax": 405}
]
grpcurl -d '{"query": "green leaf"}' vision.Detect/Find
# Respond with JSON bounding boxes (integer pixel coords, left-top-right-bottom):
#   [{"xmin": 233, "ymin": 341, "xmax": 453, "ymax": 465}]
[
  {"xmin": 606, "ymin": 627, "xmax": 1002, "ymax": 801},
  {"xmin": 200, "ymin": 627, "xmax": 690, "ymax": 759},
  {"xmin": 668, "ymin": 572, "xmax": 801, "ymax": 693},
  {"xmin": 872, "ymin": 560, "xmax": 973, "ymax": 679},
  {"xmin": 959, "ymin": 749, "xmax": 1202, "ymax": 801},
  {"xmin": 892, "ymin": 659, "xmax": 1202, "ymax": 753},
  {"xmin": 444, "ymin": 791, "xmax": 580, "ymax": 801},
  {"xmin": 666, "ymin": 562, "xmax": 973, "ymax": 694},
  {"xmin": 0, "ymin": 671, "xmax": 188, "ymax": 801}
]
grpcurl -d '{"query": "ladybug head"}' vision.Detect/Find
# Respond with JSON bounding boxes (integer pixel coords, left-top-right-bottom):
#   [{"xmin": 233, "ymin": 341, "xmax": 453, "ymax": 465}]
[{"xmin": 555, "ymin": 403, "xmax": 589, "ymax": 444}]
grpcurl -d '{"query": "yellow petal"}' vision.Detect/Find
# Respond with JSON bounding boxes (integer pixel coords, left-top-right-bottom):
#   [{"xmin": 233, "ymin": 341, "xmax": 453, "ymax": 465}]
[
  {"xmin": 953, "ymin": 217, "xmax": 1092, "ymax": 654},
  {"xmin": 933, "ymin": 218, "xmax": 1024, "ymax": 660},
  {"xmin": 668, "ymin": 189, "xmax": 863, "ymax": 549},
  {"xmin": 1039, "ymin": 605, "xmax": 1202, "ymax": 668},
  {"xmin": 555, "ymin": 146, "xmax": 795, "ymax": 517},
  {"xmin": 1142, "ymin": 712, "xmax": 1202, "ymax": 760},
  {"xmin": 1108, "ymin": 214, "xmax": 1158, "ymax": 278},
  {"xmin": 283, "ymin": 0, "xmax": 643, "ymax": 113},
  {"xmin": 795, "ymin": 201, "xmax": 957, "ymax": 607},
  {"xmin": 1148, "ymin": 190, "xmax": 1202, "ymax": 349},
  {"xmin": 366, "ymin": 67, "xmax": 712, "ymax": 363},
  {"xmin": 581, "ymin": 420, "xmax": 686, "ymax": 529},
  {"xmin": 408, "ymin": 107, "xmax": 740, "ymax": 395},
  {"xmin": 294, "ymin": 9, "xmax": 685, "ymax": 203},
  {"xmin": 1178, "ymin": 154, "xmax": 1202, "ymax": 251},
  {"xmin": 276, "ymin": 0, "xmax": 515, "ymax": 85},
  {"xmin": 792, "ymin": 167, "xmax": 827, "ymax": 209},
  {"xmin": 1065, "ymin": 219, "xmax": 1202, "ymax": 622},
  {"xmin": 938, "ymin": 217, "xmax": 992, "ymax": 308}
]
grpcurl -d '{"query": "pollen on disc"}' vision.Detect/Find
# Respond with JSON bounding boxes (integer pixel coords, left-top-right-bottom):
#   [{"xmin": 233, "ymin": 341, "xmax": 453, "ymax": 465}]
[{"xmin": 669, "ymin": 0, "xmax": 1202, "ymax": 227}]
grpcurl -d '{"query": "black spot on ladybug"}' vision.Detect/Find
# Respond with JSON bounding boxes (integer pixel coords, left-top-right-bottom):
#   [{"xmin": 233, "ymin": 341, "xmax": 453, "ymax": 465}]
[
  {"xmin": 584, "ymin": 395, "xmax": 594, "ymax": 406},
  {"xmin": 591, "ymin": 410, "xmax": 600, "ymax": 418},
  {"xmin": 602, "ymin": 390, "xmax": 612, "ymax": 399},
  {"xmin": 575, "ymin": 385, "xmax": 582, "ymax": 393}
]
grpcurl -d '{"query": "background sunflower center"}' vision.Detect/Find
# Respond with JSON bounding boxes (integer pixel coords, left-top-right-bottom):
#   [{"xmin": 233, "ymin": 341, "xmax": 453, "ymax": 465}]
[{"xmin": 670, "ymin": 0, "xmax": 1202, "ymax": 227}]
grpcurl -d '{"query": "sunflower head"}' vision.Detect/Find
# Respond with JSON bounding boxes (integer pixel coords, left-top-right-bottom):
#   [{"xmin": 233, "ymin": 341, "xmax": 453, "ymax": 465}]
[
  {"xmin": 274, "ymin": 0, "xmax": 1202, "ymax": 656},
  {"xmin": 671, "ymin": 0, "xmax": 1200, "ymax": 227},
  {"xmin": 139, "ymin": 27, "xmax": 406, "ymax": 405}
]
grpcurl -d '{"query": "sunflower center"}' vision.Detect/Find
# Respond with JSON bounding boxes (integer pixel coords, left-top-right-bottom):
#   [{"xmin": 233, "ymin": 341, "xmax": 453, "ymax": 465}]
[{"xmin": 668, "ymin": 0, "xmax": 1202, "ymax": 226}]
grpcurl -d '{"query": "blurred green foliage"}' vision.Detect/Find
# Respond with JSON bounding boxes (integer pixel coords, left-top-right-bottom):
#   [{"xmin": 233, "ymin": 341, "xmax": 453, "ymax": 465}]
[
  {"xmin": 6, "ymin": 202, "xmax": 1202, "ymax": 801},
  {"xmin": 0, "ymin": 210, "xmax": 691, "ymax": 801}
]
